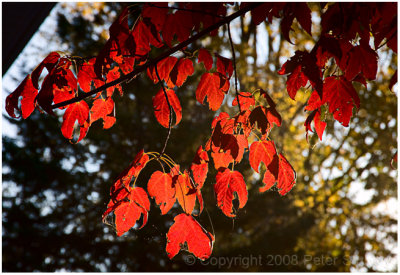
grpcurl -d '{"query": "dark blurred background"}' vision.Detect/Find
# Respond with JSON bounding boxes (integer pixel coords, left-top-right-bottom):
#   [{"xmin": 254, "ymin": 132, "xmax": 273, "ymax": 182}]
[{"xmin": 2, "ymin": 2, "xmax": 397, "ymax": 272}]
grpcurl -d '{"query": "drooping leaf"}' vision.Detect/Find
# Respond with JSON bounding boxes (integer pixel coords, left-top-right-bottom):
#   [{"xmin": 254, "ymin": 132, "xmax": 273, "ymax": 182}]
[
  {"xmin": 173, "ymin": 171, "xmax": 196, "ymax": 215},
  {"xmin": 152, "ymin": 88, "xmax": 182, "ymax": 128},
  {"xmin": 216, "ymin": 54, "xmax": 233, "ymax": 79},
  {"xmin": 110, "ymin": 150, "xmax": 150, "ymax": 202},
  {"xmin": 259, "ymin": 154, "xmax": 279, "ymax": 193},
  {"xmin": 304, "ymin": 109, "xmax": 326, "ymax": 141},
  {"xmin": 61, "ymin": 101, "xmax": 89, "ymax": 140},
  {"xmin": 232, "ymin": 92, "xmax": 255, "ymax": 110},
  {"xmin": 249, "ymin": 106, "xmax": 270, "ymax": 135},
  {"xmin": 196, "ymin": 72, "xmax": 228, "ymax": 111},
  {"xmin": 214, "ymin": 168, "xmax": 248, "ymax": 217},
  {"xmin": 166, "ymin": 213, "xmax": 214, "ymax": 260},
  {"xmin": 249, "ymin": 140, "xmax": 277, "ymax": 173},
  {"xmin": 147, "ymin": 171, "xmax": 175, "ymax": 215},
  {"xmin": 78, "ymin": 58, "xmax": 105, "ymax": 93},
  {"xmin": 342, "ymin": 44, "xmax": 378, "ymax": 81},
  {"xmin": 90, "ymin": 97, "xmax": 115, "ymax": 126},
  {"xmin": 113, "ymin": 187, "xmax": 150, "ymax": 236},
  {"xmin": 190, "ymin": 146, "xmax": 209, "ymax": 189},
  {"xmin": 277, "ymin": 153, "xmax": 296, "ymax": 196},
  {"xmin": 31, "ymin": 51, "xmax": 61, "ymax": 89},
  {"xmin": 147, "ymin": 56, "xmax": 178, "ymax": 87},
  {"xmin": 198, "ymin": 48, "xmax": 213, "ymax": 71},
  {"xmin": 322, "ymin": 76, "xmax": 360, "ymax": 127},
  {"xmin": 286, "ymin": 65, "xmax": 308, "ymax": 99},
  {"xmin": 5, "ymin": 75, "xmax": 38, "ymax": 119},
  {"xmin": 170, "ymin": 58, "xmax": 194, "ymax": 87}
]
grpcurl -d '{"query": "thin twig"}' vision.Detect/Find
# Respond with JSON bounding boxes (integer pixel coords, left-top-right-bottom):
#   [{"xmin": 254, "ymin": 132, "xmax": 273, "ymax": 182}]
[
  {"xmin": 227, "ymin": 22, "xmax": 242, "ymax": 113},
  {"xmin": 51, "ymin": 3, "xmax": 262, "ymax": 110},
  {"xmin": 154, "ymin": 64, "xmax": 173, "ymax": 156}
]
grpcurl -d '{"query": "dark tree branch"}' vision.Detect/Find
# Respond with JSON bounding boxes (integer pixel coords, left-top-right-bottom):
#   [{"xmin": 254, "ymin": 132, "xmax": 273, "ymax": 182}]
[
  {"xmin": 227, "ymin": 22, "xmax": 241, "ymax": 113},
  {"xmin": 51, "ymin": 3, "xmax": 262, "ymax": 110},
  {"xmin": 154, "ymin": 63, "xmax": 172, "ymax": 156}
]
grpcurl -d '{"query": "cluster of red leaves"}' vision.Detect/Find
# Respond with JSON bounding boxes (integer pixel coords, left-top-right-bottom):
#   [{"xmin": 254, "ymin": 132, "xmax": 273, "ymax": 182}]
[
  {"xmin": 5, "ymin": 2, "xmax": 397, "ymax": 262},
  {"xmin": 276, "ymin": 2, "xmax": 397, "ymax": 140}
]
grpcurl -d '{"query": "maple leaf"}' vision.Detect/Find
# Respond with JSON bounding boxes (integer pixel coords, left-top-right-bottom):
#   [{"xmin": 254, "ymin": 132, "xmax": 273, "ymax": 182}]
[
  {"xmin": 232, "ymin": 92, "xmax": 256, "ymax": 110},
  {"xmin": 249, "ymin": 106, "xmax": 270, "ymax": 135},
  {"xmin": 166, "ymin": 214, "xmax": 214, "ymax": 260},
  {"xmin": 198, "ymin": 48, "xmax": 213, "ymax": 71},
  {"xmin": 304, "ymin": 109, "xmax": 326, "ymax": 141},
  {"xmin": 249, "ymin": 140, "xmax": 277, "ymax": 173},
  {"xmin": 110, "ymin": 150, "xmax": 150, "ymax": 202},
  {"xmin": 113, "ymin": 187, "xmax": 150, "ymax": 236},
  {"xmin": 142, "ymin": 3, "xmax": 168, "ymax": 32},
  {"xmin": 5, "ymin": 75, "xmax": 38, "ymax": 119},
  {"xmin": 61, "ymin": 101, "xmax": 89, "ymax": 140},
  {"xmin": 277, "ymin": 154, "xmax": 296, "ymax": 196},
  {"xmin": 278, "ymin": 50, "xmax": 323, "ymax": 98},
  {"xmin": 196, "ymin": 72, "xmax": 228, "ymax": 111},
  {"xmin": 90, "ymin": 97, "xmax": 115, "ymax": 127},
  {"xmin": 170, "ymin": 58, "xmax": 194, "ymax": 87},
  {"xmin": 147, "ymin": 57, "xmax": 178, "ymax": 88},
  {"xmin": 214, "ymin": 168, "xmax": 248, "ymax": 217},
  {"xmin": 30, "ymin": 51, "xmax": 61, "ymax": 89},
  {"xmin": 322, "ymin": 76, "xmax": 360, "ymax": 127},
  {"xmin": 78, "ymin": 58, "xmax": 105, "ymax": 93},
  {"xmin": 162, "ymin": 10, "xmax": 193, "ymax": 47},
  {"xmin": 342, "ymin": 44, "xmax": 378, "ymax": 81},
  {"xmin": 152, "ymin": 88, "xmax": 182, "ymax": 128},
  {"xmin": 259, "ymin": 154, "xmax": 279, "ymax": 193},
  {"xmin": 147, "ymin": 171, "xmax": 175, "ymax": 215},
  {"xmin": 190, "ymin": 146, "xmax": 209, "ymax": 189},
  {"xmin": 286, "ymin": 65, "xmax": 308, "ymax": 99},
  {"xmin": 216, "ymin": 54, "xmax": 233, "ymax": 79},
  {"xmin": 304, "ymin": 90, "xmax": 323, "ymax": 111},
  {"xmin": 173, "ymin": 171, "xmax": 197, "ymax": 215}
]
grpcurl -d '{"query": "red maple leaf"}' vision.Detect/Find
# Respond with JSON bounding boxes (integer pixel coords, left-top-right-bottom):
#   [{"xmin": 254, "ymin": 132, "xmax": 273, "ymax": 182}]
[
  {"xmin": 109, "ymin": 150, "xmax": 150, "ymax": 202},
  {"xmin": 90, "ymin": 97, "xmax": 115, "ymax": 128},
  {"xmin": 214, "ymin": 168, "xmax": 248, "ymax": 217},
  {"xmin": 173, "ymin": 171, "xmax": 197, "ymax": 215},
  {"xmin": 342, "ymin": 44, "xmax": 378, "ymax": 81},
  {"xmin": 216, "ymin": 54, "xmax": 233, "ymax": 79},
  {"xmin": 259, "ymin": 154, "xmax": 279, "ymax": 193},
  {"xmin": 169, "ymin": 58, "xmax": 194, "ymax": 87},
  {"xmin": 152, "ymin": 88, "xmax": 182, "ymax": 128},
  {"xmin": 304, "ymin": 109, "xmax": 326, "ymax": 141},
  {"xmin": 147, "ymin": 171, "xmax": 175, "ymax": 215},
  {"xmin": 147, "ymin": 57, "xmax": 178, "ymax": 88},
  {"xmin": 249, "ymin": 106, "xmax": 270, "ymax": 135},
  {"xmin": 5, "ymin": 75, "xmax": 38, "ymax": 119},
  {"xmin": 277, "ymin": 153, "xmax": 296, "ymax": 196},
  {"xmin": 190, "ymin": 146, "xmax": 209, "ymax": 189},
  {"xmin": 322, "ymin": 76, "xmax": 360, "ymax": 127},
  {"xmin": 166, "ymin": 213, "xmax": 214, "ymax": 260},
  {"xmin": 232, "ymin": 92, "xmax": 256, "ymax": 110},
  {"xmin": 249, "ymin": 140, "xmax": 277, "ymax": 173},
  {"xmin": 61, "ymin": 101, "xmax": 89, "ymax": 140},
  {"xmin": 198, "ymin": 48, "xmax": 213, "ymax": 71},
  {"xmin": 113, "ymin": 187, "xmax": 150, "ymax": 236},
  {"xmin": 196, "ymin": 72, "xmax": 229, "ymax": 111}
]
